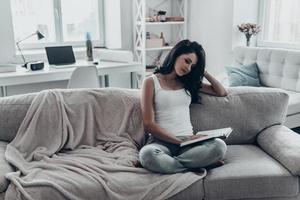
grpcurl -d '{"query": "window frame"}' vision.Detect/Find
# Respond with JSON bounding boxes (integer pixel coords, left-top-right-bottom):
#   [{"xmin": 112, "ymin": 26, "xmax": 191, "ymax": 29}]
[
  {"xmin": 12, "ymin": 0, "xmax": 105, "ymax": 50},
  {"xmin": 257, "ymin": 0, "xmax": 300, "ymax": 50}
]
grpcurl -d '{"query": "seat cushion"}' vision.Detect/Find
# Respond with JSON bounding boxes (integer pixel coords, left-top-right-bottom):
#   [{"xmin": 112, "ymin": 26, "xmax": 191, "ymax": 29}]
[
  {"xmin": 203, "ymin": 145, "xmax": 298, "ymax": 200},
  {"xmin": 0, "ymin": 141, "xmax": 13, "ymax": 193},
  {"xmin": 167, "ymin": 179, "xmax": 204, "ymax": 200}
]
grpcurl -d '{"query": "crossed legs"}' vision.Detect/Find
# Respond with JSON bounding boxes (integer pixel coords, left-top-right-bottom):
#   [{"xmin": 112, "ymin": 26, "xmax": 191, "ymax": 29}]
[{"xmin": 139, "ymin": 138, "xmax": 227, "ymax": 174}]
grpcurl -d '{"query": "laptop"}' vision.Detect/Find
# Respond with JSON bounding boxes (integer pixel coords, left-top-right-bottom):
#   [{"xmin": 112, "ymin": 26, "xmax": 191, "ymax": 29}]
[{"xmin": 45, "ymin": 46, "xmax": 76, "ymax": 68}]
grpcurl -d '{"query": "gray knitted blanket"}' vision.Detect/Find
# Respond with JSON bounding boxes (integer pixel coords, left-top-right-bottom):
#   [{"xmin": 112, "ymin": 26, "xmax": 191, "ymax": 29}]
[{"xmin": 5, "ymin": 88, "xmax": 204, "ymax": 200}]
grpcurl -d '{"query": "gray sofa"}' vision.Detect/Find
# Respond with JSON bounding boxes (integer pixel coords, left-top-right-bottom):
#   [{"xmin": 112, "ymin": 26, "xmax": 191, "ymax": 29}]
[
  {"xmin": 1, "ymin": 87, "xmax": 300, "ymax": 200},
  {"xmin": 220, "ymin": 46, "xmax": 300, "ymax": 129}
]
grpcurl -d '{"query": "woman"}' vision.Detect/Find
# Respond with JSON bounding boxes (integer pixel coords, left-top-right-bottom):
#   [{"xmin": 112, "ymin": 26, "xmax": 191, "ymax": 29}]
[{"xmin": 139, "ymin": 39, "xmax": 228, "ymax": 174}]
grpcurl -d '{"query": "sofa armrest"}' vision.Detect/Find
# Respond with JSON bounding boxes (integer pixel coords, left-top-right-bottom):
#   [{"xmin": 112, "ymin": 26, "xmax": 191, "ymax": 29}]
[
  {"xmin": 0, "ymin": 93, "xmax": 36, "ymax": 142},
  {"xmin": 257, "ymin": 125, "xmax": 300, "ymax": 176}
]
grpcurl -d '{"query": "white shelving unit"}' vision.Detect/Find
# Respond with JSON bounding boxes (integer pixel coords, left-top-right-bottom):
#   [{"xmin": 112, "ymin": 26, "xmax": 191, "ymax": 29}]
[{"xmin": 133, "ymin": 0, "xmax": 188, "ymax": 78}]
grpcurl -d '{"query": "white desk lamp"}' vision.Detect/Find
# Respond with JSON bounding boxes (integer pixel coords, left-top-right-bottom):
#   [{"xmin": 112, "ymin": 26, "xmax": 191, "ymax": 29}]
[{"xmin": 16, "ymin": 31, "xmax": 45, "ymax": 70}]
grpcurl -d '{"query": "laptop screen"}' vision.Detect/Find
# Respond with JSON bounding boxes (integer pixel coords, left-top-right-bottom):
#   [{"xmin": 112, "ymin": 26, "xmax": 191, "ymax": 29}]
[{"xmin": 45, "ymin": 46, "xmax": 76, "ymax": 65}]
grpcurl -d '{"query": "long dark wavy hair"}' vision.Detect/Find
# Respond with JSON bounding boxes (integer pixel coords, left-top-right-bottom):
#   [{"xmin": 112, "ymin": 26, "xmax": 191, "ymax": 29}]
[{"xmin": 154, "ymin": 39, "xmax": 206, "ymax": 103}]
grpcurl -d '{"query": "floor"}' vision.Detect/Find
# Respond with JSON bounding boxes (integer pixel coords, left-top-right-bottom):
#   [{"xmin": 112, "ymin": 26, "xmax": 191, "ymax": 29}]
[{"xmin": 292, "ymin": 127, "xmax": 300, "ymax": 134}]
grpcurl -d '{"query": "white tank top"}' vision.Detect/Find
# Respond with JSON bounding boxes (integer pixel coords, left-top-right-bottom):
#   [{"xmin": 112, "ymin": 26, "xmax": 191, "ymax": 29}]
[{"xmin": 152, "ymin": 74, "xmax": 193, "ymax": 136}]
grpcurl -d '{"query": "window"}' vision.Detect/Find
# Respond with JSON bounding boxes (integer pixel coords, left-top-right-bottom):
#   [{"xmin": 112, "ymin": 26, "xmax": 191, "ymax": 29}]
[
  {"xmin": 258, "ymin": 0, "xmax": 300, "ymax": 48},
  {"xmin": 10, "ymin": 0, "xmax": 104, "ymax": 49}
]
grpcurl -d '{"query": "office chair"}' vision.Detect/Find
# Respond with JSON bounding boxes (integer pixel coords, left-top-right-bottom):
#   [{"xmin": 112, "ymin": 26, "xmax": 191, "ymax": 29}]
[{"xmin": 67, "ymin": 66, "xmax": 100, "ymax": 89}]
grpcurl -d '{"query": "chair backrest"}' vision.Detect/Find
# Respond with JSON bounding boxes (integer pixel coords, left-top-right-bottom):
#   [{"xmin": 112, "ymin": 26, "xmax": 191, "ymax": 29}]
[{"xmin": 67, "ymin": 66, "xmax": 100, "ymax": 89}]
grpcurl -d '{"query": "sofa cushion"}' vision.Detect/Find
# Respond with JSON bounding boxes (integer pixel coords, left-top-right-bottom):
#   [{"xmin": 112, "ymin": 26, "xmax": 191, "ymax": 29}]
[
  {"xmin": 167, "ymin": 179, "xmax": 204, "ymax": 200},
  {"xmin": 226, "ymin": 63, "xmax": 260, "ymax": 87},
  {"xmin": 0, "ymin": 141, "xmax": 14, "ymax": 193},
  {"xmin": 203, "ymin": 145, "xmax": 298, "ymax": 200},
  {"xmin": 191, "ymin": 87, "xmax": 289, "ymax": 144},
  {"xmin": 0, "ymin": 93, "xmax": 36, "ymax": 142}
]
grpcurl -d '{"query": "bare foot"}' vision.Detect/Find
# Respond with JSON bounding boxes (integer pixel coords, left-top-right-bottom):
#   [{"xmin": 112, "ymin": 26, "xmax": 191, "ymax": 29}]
[{"xmin": 133, "ymin": 160, "xmax": 143, "ymax": 168}]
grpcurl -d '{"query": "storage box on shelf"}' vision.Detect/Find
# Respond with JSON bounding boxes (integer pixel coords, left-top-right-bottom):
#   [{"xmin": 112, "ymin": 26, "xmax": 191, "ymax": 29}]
[{"xmin": 146, "ymin": 38, "xmax": 163, "ymax": 48}]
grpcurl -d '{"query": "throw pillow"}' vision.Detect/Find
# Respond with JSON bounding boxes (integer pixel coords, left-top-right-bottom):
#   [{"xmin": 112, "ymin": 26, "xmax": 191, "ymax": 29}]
[{"xmin": 226, "ymin": 63, "xmax": 260, "ymax": 87}]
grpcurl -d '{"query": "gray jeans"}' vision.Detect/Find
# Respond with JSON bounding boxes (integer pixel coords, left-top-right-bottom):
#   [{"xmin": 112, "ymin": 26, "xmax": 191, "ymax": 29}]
[{"xmin": 139, "ymin": 137, "xmax": 227, "ymax": 174}]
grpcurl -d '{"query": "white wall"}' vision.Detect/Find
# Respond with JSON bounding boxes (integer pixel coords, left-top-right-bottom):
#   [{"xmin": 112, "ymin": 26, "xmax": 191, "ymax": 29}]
[
  {"xmin": 188, "ymin": 0, "xmax": 259, "ymax": 75},
  {"xmin": 232, "ymin": 0, "xmax": 259, "ymax": 48},
  {"xmin": 188, "ymin": 0, "xmax": 234, "ymax": 75},
  {"xmin": 104, "ymin": 0, "xmax": 122, "ymax": 49},
  {"xmin": 104, "ymin": 0, "xmax": 133, "ymax": 50},
  {"xmin": 120, "ymin": 0, "xmax": 133, "ymax": 50},
  {"xmin": 0, "ymin": 0, "xmax": 16, "ymax": 63}
]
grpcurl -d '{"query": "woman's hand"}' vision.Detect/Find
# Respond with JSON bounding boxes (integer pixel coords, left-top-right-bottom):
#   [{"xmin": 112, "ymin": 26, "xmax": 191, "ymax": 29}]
[
  {"xmin": 181, "ymin": 134, "xmax": 207, "ymax": 142},
  {"xmin": 204, "ymin": 70, "xmax": 209, "ymax": 77},
  {"xmin": 200, "ymin": 70, "xmax": 228, "ymax": 97},
  {"xmin": 190, "ymin": 134, "xmax": 207, "ymax": 140}
]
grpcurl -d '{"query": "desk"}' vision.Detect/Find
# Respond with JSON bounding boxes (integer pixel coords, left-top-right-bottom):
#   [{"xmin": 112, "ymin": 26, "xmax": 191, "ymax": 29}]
[{"xmin": 0, "ymin": 60, "xmax": 143, "ymax": 96}]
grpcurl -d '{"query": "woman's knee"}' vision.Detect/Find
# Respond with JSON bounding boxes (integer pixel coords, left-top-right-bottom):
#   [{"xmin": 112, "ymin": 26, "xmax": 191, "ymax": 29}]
[
  {"xmin": 211, "ymin": 138, "xmax": 227, "ymax": 159},
  {"xmin": 139, "ymin": 145, "xmax": 178, "ymax": 173},
  {"xmin": 139, "ymin": 145, "xmax": 162, "ymax": 166}
]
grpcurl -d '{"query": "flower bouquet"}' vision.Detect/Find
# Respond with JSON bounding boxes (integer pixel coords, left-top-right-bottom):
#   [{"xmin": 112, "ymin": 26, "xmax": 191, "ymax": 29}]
[{"xmin": 237, "ymin": 23, "xmax": 261, "ymax": 46}]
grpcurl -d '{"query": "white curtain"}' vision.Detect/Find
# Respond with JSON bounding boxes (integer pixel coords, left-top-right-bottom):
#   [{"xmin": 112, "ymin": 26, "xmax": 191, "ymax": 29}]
[{"xmin": 263, "ymin": 0, "xmax": 300, "ymax": 43}]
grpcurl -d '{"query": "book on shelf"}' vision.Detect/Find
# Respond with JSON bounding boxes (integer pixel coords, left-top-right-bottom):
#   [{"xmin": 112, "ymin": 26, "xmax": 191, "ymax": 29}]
[
  {"xmin": 179, "ymin": 127, "xmax": 232, "ymax": 147},
  {"xmin": 165, "ymin": 16, "xmax": 184, "ymax": 22}
]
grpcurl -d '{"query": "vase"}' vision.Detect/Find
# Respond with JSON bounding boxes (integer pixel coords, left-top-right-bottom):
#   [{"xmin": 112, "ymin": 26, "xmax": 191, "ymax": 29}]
[{"xmin": 245, "ymin": 34, "xmax": 252, "ymax": 47}]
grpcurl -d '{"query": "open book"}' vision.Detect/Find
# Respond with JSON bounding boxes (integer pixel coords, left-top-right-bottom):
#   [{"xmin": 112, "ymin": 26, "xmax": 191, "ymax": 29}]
[{"xmin": 180, "ymin": 127, "xmax": 233, "ymax": 147}]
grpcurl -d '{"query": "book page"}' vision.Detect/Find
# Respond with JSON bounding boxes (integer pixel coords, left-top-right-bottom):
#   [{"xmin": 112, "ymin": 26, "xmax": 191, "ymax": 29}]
[{"xmin": 180, "ymin": 127, "xmax": 232, "ymax": 147}]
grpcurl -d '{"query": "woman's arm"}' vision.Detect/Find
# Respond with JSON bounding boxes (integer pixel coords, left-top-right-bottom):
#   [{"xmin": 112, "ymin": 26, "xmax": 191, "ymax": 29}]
[
  {"xmin": 200, "ymin": 70, "xmax": 228, "ymax": 97},
  {"xmin": 141, "ymin": 77, "xmax": 183, "ymax": 145}
]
